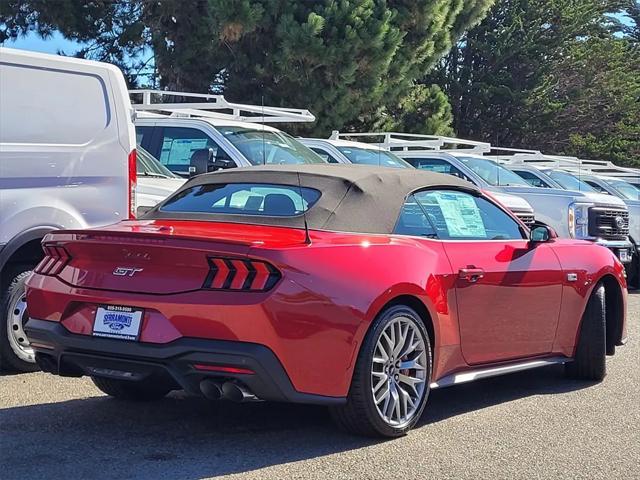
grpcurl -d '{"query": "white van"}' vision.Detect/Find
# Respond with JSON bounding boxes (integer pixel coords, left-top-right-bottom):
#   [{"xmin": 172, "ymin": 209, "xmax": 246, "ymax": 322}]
[{"xmin": 0, "ymin": 48, "xmax": 136, "ymax": 371}]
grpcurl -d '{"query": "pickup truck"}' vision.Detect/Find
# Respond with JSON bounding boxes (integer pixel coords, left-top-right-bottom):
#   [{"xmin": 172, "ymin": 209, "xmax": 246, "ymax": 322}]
[{"xmin": 396, "ymin": 151, "xmax": 632, "ymax": 266}]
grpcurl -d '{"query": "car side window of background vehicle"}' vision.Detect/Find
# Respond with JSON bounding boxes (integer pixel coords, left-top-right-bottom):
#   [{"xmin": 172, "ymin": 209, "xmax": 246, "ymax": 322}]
[
  {"xmin": 309, "ymin": 147, "xmax": 340, "ymax": 163},
  {"xmin": 408, "ymin": 158, "xmax": 472, "ymax": 182},
  {"xmin": 159, "ymin": 127, "xmax": 230, "ymax": 173}
]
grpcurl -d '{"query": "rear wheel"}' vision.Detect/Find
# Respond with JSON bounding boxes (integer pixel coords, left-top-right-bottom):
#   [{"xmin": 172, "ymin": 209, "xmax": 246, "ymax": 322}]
[
  {"xmin": 330, "ymin": 305, "xmax": 432, "ymax": 437},
  {"xmin": 0, "ymin": 269, "xmax": 38, "ymax": 372},
  {"xmin": 565, "ymin": 283, "xmax": 606, "ymax": 381},
  {"xmin": 92, "ymin": 376, "xmax": 172, "ymax": 401}
]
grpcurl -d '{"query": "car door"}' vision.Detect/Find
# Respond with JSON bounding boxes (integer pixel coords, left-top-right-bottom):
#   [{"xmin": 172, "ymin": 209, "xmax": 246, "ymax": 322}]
[{"xmin": 413, "ymin": 189, "xmax": 564, "ymax": 365}]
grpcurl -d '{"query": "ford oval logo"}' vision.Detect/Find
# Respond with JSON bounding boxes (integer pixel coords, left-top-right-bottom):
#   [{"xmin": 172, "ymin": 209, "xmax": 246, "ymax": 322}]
[{"xmin": 614, "ymin": 216, "xmax": 626, "ymax": 229}]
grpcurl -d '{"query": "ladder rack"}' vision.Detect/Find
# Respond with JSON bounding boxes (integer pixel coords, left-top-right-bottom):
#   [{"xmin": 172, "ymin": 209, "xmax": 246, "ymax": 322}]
[
  {"xmin": 329, "ymin": 131, "xmax": 492, "ymax": 154},
  {"xmin": 130, "ymin": 89, "xmax": 316, "ymax": 124}
]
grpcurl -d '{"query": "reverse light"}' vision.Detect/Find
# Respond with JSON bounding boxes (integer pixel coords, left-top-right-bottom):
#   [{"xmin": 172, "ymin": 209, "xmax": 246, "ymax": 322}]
[
  {"xmin": 128, "ymin": 149, "xmax": 137, "ymax": 219},
  {"xmin": 203, "ymin": 257, "xmax": 281, "ymax": 292},
  {"xmin": 34, "ymin": 244, "xmax": 71, "ymax": 276}
]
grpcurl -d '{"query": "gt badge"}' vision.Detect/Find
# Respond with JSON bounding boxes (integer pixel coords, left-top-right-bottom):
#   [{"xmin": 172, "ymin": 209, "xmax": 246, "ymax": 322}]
[{"xmin": 113, "ymin": 267, "xmax": 144, "ymax": 277}]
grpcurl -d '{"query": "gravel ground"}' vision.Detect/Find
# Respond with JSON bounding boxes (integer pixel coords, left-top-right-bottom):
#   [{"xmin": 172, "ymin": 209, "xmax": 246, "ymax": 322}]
[{"xmin": 1, "ymin": 292, "xmax": 638, "ymax": 480}]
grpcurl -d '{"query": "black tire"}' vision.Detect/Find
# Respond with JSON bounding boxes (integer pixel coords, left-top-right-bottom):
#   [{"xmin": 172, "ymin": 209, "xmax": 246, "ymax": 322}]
[
  {"xmin": 627, "ymin": 246, "xmax": 639, "ymax": 290},
  {"xmin": 0, "ymin": 268, "xmax": 39, "ymax": 372},
  {"xmin": 330, "ymin": 305, "xmax": 432, "ymax": 437},
  {"xmin": 565, "ymin": 283, "xmax": 606, "ymax": 381},
  {"xmin": 92, "ymin": 376, "xmax": 172, "ymax": 401}
]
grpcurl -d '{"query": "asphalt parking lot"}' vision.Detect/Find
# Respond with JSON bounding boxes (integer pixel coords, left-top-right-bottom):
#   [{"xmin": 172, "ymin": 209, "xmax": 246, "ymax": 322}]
[{"xmin": 1, "ymin": 292, "xmax": 638, "ymax": 480}]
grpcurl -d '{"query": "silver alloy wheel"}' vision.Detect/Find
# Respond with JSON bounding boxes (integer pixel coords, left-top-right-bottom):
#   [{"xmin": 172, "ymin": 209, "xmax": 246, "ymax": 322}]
[
  {"xmin": 7, "ymin": 289, "xmax": 35, "ymax": 363},
  {"xmin": 371, "ymin": 315, "xmax": 427, "ymax": 427}
]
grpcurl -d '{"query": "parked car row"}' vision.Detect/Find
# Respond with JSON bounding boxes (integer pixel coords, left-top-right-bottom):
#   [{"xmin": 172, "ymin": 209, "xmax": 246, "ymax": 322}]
[{"xmin": 0, "ymin": 48, "xmax": 635, "ymax": 379}]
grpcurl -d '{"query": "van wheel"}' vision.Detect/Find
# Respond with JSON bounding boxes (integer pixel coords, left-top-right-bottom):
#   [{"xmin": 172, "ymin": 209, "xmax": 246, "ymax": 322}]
[
  {"xmin": 0, "ymin": 269, "xmax": 38, "ymax": 372},
  {"xmin": 330, "ymin": 305, "xmax": 432, "ymax": 437},
  {"xmin": 92, "ymin": 377, "xmax": 172, "ymax": 401},
  {"xmin": 565, "ymin": 283, "xmax": 606, "ymax": 381}
]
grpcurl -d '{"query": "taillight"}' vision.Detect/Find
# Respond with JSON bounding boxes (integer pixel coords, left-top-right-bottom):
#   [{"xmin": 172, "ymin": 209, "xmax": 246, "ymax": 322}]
[
  {"xmin": 128, "ymin": 149, "xmax": 137, "ymax": 219},
  {"xmin": 34, "ymin": 244, "xmax": 71, "ymax": 276},
  {"xmin": 203, "ymin": 257, "xmax": 281, "ymax": 292}
]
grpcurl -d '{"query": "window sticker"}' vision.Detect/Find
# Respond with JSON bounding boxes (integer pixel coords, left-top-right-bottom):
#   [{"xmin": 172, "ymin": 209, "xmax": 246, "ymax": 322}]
[
  {"xmin": 430, "ymin": 192, "xmax": 486, "ymax": 238},
  {"xmin": 164, "ymin": 138, "xmax": 209, "ymax": 165}
]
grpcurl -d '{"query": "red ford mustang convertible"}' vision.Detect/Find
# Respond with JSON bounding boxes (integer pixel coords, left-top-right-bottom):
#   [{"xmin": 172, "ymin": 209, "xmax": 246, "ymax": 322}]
[{"xmin": 25, "ymin": 165, "xmax": 627, "ymax": 437}]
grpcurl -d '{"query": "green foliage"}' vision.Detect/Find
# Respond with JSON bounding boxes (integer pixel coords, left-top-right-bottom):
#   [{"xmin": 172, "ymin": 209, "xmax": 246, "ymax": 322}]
[
  {"xmin": 540, "ymin": 39, "xmax": 640, "ymax": 166},
  {"xmin": 376, "ymin": 84, "xmax": 455, "ymax": 135},
  {"xmin": 429, "ymin": 0, "xmax": 640, "ymax": 166},
  {"xmin": 0, "ymin": 0, "xmax": 493, "ymax": 135}
]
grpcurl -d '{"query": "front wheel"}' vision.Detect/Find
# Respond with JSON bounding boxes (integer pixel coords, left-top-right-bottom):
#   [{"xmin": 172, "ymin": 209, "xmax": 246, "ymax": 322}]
[
  {"xmin": 565, "ymin": 282, "xmax": 606, "ymax": 381},
  {"xmin": 331, "ymin": 305, "xmax": 432, "ymax": 437},
  {"xmin": 0, "ymin": 269, "xmax": 38, "ymax": 372}
]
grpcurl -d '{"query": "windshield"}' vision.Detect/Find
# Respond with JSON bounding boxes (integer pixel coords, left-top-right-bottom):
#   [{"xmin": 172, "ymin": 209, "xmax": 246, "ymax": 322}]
[
  {"xmin": 137, "ymin": 146, "xmax": 180, "ymax": 178},
  {"xmin": 456, "ymin": 156, "xmax": 529, "ymax": 186},
  {"xmin": 606, "ymin": 179, "xmax": 640, "ymax": 200},
  {"xmin": 218, "ymin": 126, "xmax": 326, "ymax": 165},
  {"xmin": 336, "ymin": 146, "xmax": 411, "ymax": 169},
  {"xmin": 547, "ymin": 171, "xmax": 597, "ymax": 192}
]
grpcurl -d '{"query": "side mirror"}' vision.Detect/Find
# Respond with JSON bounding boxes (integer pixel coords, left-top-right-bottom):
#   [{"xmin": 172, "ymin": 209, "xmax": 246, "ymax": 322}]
[
  {"xmin": 189, "ymin": 148, "xmax": 214, "ymax": 177},
  {"xmin": 211, "ymin": 158, "xmax": 233, "ymax": 170},
  {"xmin": 136, "ymin": 205, "xmax": 154, "ymax": 217},
  {"xmin": 530, "ymin": 223, "xmax": 558, "ymax": 243}
]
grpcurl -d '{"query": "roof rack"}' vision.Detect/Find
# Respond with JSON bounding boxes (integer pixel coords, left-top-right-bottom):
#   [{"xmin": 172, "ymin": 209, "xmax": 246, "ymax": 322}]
[
  {"xmin": 129, "ymin": 89, "xmax": 316, "ymax": 124},
  {"xmin": 329, "ymin": 131, "xmax": 491, "ymax": 154}
]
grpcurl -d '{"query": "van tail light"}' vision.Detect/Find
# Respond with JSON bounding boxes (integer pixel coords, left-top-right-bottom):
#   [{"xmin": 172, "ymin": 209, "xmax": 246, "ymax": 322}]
[
  {"xmin": 34, "ymin": 245, "xmax": 71, "ymax": 276},
  {"xmin": 128, "ymin": 149, "xmax": 137, "ymax": 219},
  {"xmin": 203, "ymin": 257, "xmax": 281, "ymax": 292}
]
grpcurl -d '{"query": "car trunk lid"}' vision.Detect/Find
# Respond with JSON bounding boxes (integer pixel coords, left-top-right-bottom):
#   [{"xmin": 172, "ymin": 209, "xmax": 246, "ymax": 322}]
[{"xmin": 43, "ymin": 220, "xmax": 305, "ymax": 294}]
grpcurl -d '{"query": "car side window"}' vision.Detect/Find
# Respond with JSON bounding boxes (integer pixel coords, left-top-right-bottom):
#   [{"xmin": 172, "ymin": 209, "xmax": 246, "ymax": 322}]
[
  {"xmin": 309, "ymin": 147, "xmax": 340, "ymax": 163},
  {"xmin": 584, "ymin": 180, "xmax": 608, "ymax": 194},
  {"xmin": 413, "ymin": 190, "xmax": 524, "ymax": 240},
  {"xmin": 394, "ymin": 195, "xmax": 438, "ymax": 238},
  {"xmin": 513, "ymin": 170, "xmax": 552, "ymax": 188},
  {"xmin": 159, "ymin": 127, "xmax": 233, "ymax": 173},
  {"xmin": 408, "ymin": 158, "xmax": 472, "ymax": 182},
  {"xmin": 136, "ymin": 126, "xmax": 152, "ymax": 148}
]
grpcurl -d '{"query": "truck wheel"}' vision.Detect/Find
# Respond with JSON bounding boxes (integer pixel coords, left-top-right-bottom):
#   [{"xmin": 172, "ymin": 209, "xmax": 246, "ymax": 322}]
[
  {"xmin": 330, "ymin": 305, "xmax": 432, "ymax": 437},
  {"xmin": 92, "ymin": 376, "xmax": 172, "ymax": 401},
  {"xmin": 627, "ymin": 247, "xmax": 639, "ymax": 290},
  {"xmin": 565, "ymin": 283, "xmax": 606, "ymax": 381},
  {"xmin": 0, "ymin": 269, "xmax": 38, "ymax": 372}
]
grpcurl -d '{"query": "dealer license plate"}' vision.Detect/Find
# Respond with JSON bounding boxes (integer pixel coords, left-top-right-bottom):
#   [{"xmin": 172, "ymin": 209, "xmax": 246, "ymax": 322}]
[
  {"xmin": 93, "ymin": 305, "xmax": 143, "ymax": 341},
  {"xmin": 619, "ymin": 249, "xmax": 630, "ymax": 263}
]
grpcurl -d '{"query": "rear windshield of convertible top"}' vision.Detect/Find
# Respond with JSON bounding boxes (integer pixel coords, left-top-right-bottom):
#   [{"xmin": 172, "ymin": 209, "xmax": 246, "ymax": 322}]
[{"xmin": 160, "ymin": 183, "xmax": 321, "ymax": 217}]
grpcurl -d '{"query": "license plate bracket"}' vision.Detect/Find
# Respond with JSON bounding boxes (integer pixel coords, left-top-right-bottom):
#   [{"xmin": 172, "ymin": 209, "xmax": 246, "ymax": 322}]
[
  {"xmin": 93, "ymin": 305, "xmax": 143, "ymax": 341},
  {"xmin": 618, "ymin": 249, "xmax": 630, "ymax": 263}
]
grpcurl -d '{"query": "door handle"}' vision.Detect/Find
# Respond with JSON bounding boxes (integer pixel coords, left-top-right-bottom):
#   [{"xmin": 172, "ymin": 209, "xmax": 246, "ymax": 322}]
[{"xmin": 458, "ymin": 268, "xmax": 485, "ymax": 283}]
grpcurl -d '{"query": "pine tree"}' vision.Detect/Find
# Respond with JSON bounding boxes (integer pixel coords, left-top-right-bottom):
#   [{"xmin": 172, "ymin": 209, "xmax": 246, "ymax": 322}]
[{"xmin": 1, "ymin": 0, "xmax": 493, "ymax": 135}]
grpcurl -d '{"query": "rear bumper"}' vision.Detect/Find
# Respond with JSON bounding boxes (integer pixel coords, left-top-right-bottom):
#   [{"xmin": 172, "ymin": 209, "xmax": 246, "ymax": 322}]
[{"xmin": 25, "ymin": 319, "xmax": 345, "ymax": 406}]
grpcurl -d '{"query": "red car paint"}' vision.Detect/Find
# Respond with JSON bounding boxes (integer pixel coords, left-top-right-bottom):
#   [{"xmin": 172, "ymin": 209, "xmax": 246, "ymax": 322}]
[{"xmin": 26, "ymin": 219, "xmax": 627, "ymax": 398}]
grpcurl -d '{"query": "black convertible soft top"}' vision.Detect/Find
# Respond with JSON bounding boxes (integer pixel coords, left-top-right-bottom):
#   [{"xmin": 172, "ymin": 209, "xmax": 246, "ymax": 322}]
[{"xmin": 147, "ymin": 164, "xmax": 478, "ymax": 234}]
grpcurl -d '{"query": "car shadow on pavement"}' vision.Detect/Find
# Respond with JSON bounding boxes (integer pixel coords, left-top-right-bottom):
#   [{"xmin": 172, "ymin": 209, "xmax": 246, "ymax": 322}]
[{"xmin": 0, "ymin": 365, "xmax": 595, "ymax": 480}]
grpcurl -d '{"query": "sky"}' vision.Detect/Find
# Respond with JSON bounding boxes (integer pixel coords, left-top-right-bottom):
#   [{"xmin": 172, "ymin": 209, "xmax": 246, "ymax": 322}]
[{"xmin": 4, "ymin": 30, "xmax": 85, "ymax": 55}]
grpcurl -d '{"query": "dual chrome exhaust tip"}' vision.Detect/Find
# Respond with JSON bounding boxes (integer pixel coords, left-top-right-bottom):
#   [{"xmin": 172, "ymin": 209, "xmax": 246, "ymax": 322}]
[{"xmin": 199, "ymin": 378, "xmax": 259, "ymax": 402}]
